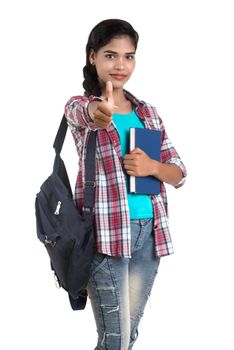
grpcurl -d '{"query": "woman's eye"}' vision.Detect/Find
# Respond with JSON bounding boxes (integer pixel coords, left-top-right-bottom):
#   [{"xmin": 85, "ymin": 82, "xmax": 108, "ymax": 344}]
[
  {"xmin": 105, "ymin": 54, "xmax": 116, "ymax": 59},
  {"xmin": 126, "ymin": 55, "xmax": 135, "ymax": 60}
]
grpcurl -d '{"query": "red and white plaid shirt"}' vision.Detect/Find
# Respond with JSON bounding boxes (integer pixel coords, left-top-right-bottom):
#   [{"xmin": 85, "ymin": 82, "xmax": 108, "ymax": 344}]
[{"xmin": 65, "ymin": 90, "xmax": 186, "ymax": 258}]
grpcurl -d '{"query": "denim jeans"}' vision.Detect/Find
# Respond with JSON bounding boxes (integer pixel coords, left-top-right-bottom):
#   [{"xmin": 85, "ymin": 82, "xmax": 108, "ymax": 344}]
[{"xmin": 87, "ymin": 218, "xmax": 160, "ymax": 350}]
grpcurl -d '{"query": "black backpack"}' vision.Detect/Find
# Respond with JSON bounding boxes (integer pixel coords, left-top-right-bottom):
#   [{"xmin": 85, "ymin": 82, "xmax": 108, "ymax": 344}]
[{"xmin": 35, "ymin": 115, "xmax": 96, "ymax": 310}]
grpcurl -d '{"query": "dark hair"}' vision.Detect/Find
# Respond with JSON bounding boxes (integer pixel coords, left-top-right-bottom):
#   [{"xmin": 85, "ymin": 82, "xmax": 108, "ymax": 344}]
[{"xmin": 83, "ymin": 19, "xmax": 139, "ymax": 96}]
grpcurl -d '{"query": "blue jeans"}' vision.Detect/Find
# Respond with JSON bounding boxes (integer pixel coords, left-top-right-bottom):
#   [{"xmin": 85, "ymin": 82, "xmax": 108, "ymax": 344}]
[{"xmin": 87, "ymin": 218, "xmax": 160, "ymax": 350}]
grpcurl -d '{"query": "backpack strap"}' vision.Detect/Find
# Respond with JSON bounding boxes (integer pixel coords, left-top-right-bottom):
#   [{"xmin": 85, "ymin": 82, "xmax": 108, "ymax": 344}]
[
  {"xmin": 83, "ymin": 131, "xmax": 97, "ymax": 215},
  {"xmin": 53, "ymin": 115, "xmax": 97, "ymax": 214},
  {"xmin": 53, "ymin": 115, "xmax": 68, "ymax": 155}
]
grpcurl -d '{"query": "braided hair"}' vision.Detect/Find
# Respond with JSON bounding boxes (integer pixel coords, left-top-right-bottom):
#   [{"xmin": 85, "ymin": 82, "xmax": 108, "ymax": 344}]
[{"xmin": 83, "ymin": 19, "xmax": 139, "ymax": 96}]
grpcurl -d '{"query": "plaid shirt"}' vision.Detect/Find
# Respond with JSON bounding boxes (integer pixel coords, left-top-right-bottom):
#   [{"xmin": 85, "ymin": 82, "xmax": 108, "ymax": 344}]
[{"xmin": 65, "ymin": 90, "xmax": 187, "ymax": 258}]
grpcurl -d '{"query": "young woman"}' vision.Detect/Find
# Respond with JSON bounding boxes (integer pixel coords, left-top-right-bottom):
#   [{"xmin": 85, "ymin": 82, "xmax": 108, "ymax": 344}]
[{"xmin": 65, "ymin": 19, "xmax": 186, "ymax": 350}]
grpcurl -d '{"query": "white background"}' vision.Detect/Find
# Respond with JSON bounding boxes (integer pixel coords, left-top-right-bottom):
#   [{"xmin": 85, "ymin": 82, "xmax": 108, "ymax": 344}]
[{"xmin": 1, "ymin": 0, "xmax": 233, "ymax": 349}]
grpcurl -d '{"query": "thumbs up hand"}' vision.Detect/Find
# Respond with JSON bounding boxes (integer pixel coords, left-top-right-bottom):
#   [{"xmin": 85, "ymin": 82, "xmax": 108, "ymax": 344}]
[{"xmin": 92, "ymin": 81, "xmax": 116, "ymax": 129}]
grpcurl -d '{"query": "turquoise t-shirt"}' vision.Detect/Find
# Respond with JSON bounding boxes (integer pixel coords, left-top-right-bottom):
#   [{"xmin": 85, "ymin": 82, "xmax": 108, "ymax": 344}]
[{"xmin": 113, "ymin": 109, "xmax": 153, "ymax": 219}]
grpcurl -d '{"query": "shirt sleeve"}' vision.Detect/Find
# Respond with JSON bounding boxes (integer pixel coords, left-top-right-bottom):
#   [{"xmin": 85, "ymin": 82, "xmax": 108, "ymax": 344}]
[
  {"xmin": 159, "ymin": 116, "xmax": 187, "ymax": 188},
  {"xmin": 64, "ymin": 95, "xmax": 100, "ymax": 130}
]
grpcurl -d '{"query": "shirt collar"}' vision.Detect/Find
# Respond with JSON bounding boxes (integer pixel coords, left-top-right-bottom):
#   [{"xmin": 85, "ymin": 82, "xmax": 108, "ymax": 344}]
[{"xmin": 123, "ymin": 89, "xmax": 145, "ymax": 107}]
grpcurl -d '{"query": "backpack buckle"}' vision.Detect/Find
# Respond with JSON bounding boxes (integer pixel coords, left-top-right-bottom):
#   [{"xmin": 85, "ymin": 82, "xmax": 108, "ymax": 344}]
[
  {"xmin": 83, "ymin": 206, "xmax": 94, "ymax": 213},
  {"xmin": 44, "ymin": 236, "xmax": 57, "ymax": 247},
  {"xmin": 84, "ymin": 181, "xmax": 96, "ymax": 188}
]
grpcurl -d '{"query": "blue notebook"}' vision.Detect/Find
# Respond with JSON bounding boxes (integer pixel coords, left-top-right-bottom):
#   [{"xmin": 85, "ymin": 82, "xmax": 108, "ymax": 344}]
[{"xmin": 129, "ymin": 128, "xmax": 161, "ymax": 195}]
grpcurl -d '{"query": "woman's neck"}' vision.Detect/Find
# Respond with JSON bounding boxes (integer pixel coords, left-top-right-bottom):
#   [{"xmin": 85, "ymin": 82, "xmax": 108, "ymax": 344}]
[
  {"xmin": 103, "ymin": 88, "xmax": 132, "ymax": 113},
  {"xmin": 114, "ymin": 90, "xmax": 132, "ymax": 114},
  {"xmin": 114, "ymin": 98, "xmax": 132, "ymax": 114}
]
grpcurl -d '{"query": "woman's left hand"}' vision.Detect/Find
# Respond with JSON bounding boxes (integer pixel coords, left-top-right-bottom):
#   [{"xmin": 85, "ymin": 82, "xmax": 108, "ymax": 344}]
[{"xmin": 123, "ymin": 148, "xmax": 156, "ymax": 176}]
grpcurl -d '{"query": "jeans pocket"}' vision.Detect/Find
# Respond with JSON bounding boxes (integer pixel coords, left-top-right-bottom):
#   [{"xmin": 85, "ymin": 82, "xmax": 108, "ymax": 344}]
[
  {"xmin": 131, "ymin": 218, "xmax": 153, "ymax": 253},
  {"xmin": 91, "ymin": 253, "xmax": 108, "ymax": 275}
]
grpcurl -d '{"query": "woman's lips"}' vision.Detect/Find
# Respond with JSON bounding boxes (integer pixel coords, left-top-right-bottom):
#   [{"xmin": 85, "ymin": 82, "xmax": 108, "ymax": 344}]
[{"xmin": 110, "ymin": 74, "xmax": 127, "ymax": 81}]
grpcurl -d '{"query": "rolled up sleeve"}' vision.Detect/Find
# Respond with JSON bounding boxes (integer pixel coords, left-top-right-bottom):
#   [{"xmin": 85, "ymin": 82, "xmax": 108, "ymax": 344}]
[
  {"xmin": 64, "ymin": 95, "xmax": 99, "ymax": 130},
  {"xmin": 160, "ymin": 119, "xmax": 187, "ymax": 188}
]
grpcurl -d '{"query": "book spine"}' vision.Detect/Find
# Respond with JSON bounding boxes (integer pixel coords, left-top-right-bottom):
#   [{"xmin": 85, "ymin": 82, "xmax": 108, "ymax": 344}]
[{"xmin": 129, "ymin": 128, "xmax": 135, "ymax": 193}]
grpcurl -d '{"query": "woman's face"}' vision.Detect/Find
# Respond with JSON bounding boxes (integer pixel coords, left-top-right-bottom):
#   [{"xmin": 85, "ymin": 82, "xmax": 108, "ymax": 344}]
[{"xmin": 89, "ymin": 35, "xmax": 136, "ymax": 94}]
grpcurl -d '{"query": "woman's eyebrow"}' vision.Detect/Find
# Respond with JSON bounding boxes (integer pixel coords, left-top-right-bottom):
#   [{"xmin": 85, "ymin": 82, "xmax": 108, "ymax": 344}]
[{"xmin": 103, "ymin": 50, "xmax": 136, "ymax": 55}]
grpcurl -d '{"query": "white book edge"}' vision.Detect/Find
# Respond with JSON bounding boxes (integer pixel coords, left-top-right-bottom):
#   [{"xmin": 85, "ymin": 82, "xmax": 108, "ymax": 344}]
[{"xmin": 129, "ymin": 128, "xmax": 135, "ymax": 193}]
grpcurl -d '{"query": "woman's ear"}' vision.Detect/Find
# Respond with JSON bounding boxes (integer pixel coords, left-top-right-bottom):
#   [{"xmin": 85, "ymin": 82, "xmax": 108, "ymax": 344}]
[{"xmin": 89, "ymin": 49, "xmax": 96, "ymax": 66}]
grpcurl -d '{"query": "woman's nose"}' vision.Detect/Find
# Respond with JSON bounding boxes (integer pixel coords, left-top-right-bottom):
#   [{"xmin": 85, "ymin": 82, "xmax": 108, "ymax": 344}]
[{"xmin": 114, "ymin": 58, "xmax": 124, "ymax": 70}]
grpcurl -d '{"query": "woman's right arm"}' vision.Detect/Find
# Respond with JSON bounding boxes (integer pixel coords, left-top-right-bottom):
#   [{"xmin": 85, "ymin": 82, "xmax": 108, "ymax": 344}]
[
  {"xmin": 64, "ymin": 95, "xmax": 98, "ymax": 130},
  {"xmin": 65, "ymin": 83, "xmax": 115, "ymax": 130}
]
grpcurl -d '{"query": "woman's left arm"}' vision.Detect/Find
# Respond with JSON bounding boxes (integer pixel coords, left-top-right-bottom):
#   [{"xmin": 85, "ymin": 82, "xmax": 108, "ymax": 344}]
[
  {"xmin": 159, "ymin": 116, "xmax": 187, "ymax": 188},
  {"xmin": 124, "ymin": 148, "xmax": 184, "ymax": 187},
  {"xmin": 124, "ymin": 115, "xmax": 187, "ymax": 188},
  {"xmin": 150, "ymin": 159, "xmax": 183, "ymax": 186}
]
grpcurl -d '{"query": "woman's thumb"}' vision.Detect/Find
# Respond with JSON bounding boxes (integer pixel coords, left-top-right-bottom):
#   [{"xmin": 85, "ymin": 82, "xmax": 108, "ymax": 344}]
[{"xmin": 106, "ymin": 81, "xmax": 114, "ymax": 103}]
